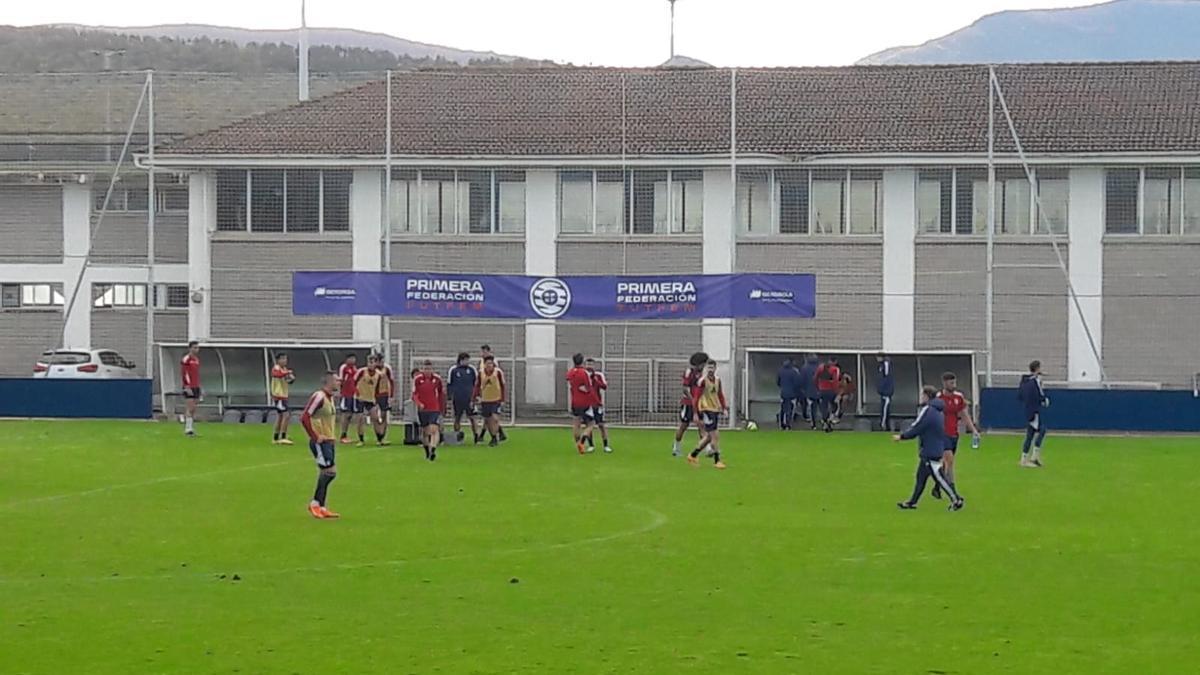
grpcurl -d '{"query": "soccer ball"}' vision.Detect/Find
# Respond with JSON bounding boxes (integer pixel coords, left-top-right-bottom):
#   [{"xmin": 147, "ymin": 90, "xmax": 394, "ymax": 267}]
[{"xmin": 745, "ymin": 420, "xmax": 759, "ymax": 431}]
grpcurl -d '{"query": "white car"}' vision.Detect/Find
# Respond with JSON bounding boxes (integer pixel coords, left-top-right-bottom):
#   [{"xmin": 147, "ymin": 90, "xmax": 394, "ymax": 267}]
[{"xmin": 34, "ymin": 349, "xmax": 139, "ymax": 379}]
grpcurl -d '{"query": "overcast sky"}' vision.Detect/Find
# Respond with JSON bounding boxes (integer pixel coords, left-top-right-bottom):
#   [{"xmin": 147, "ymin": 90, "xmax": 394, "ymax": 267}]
[{"xmin": 9, "ymin": 0, "xmax": 1101, "ymax": 67}]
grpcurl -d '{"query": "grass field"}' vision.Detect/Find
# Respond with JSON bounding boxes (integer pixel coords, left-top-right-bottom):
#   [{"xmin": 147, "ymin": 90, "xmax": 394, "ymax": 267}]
[{"xmin": 2, "ymin": 420, "xmax": 1197, "ymax": 674}]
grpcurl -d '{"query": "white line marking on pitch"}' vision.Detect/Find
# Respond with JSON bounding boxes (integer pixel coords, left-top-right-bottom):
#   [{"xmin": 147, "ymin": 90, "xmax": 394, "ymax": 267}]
[
  {"xmin": 0, "ymin": 448, "xmax": 384, "ymax": 510},
  {"xmin": 0, "ymin": 504, "xmax": 669, "ymax": 585}
]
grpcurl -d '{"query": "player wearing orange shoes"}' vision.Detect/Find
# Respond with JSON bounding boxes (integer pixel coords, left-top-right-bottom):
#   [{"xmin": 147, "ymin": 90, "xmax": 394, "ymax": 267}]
[
  {"xmin": 300, "ymin": 371, "xmax": 342, "ymax": 519},
  {"xmin": 687, "ymin": 360, "xmax": 729, "ymax": 469},
  {"xmin": 270, "ymin": 352, "xmax": 296, "ymax": 445}
]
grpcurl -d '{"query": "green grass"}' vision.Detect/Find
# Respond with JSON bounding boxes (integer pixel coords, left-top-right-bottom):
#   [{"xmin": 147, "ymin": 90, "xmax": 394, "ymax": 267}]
[{"xmin": 1, "ymin": 420, "xmax": 1197, "ymax": 674}]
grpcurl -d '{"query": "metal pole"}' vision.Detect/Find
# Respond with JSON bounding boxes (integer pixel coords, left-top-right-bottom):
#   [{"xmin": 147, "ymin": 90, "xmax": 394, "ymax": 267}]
[
  {"xmin": 669, "ymin": 0, "xmax": 677, "ymax": 59},
  {"xmin": 985, "ymin": 66, "xmax": 996, "ymax": 388},
  {"xmin": 382, "ymin": 70, "xmax": 393, "ymax": 359},
  {"xmin": 991, "ymin": 68, "xmax": 1107, "ymax": 385},
  {"xmin": 146, "ymin": 70, "xmax": 156, "ymax": 383},
  {"xmin": 298, "ymin": 0, "xmax": 310, "ymax": 102}
]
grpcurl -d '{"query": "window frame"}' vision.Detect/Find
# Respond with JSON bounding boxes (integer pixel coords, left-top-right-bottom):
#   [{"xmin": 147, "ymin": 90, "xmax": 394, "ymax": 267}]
[
  {"xmin": 1, "ymin": 283, "xmax": 63, "ymax": 310},
  {"xmin": 152, "ymin": 284, "xmax": 190, "ymax": 311},
  {"xmin": 92, "ymin": 283, "xmax": 147, "ymax": 310},
  {"xmin": 738, "ymin": 168, "xmax": 881, "ymax": 237},
  {"xmin": 216, "ymin": 169, "xmax": 352, "ymax": 233},
  {"xmin": 390, "ymin": 168, "xmax": 527, "ymax": 236},
  {"xmin": 558, "ymin": 169, "xmax": 703, "ymax": 236}
]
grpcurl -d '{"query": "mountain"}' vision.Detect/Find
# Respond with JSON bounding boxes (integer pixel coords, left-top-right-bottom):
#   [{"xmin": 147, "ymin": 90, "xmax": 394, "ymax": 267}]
[
  {"xmin": 54, "ymin": 23, "xmax": 521, "ymax": 65},
  {"xmin": 859, "ymin": 0, "xmax": 1200, "ymax": 65}
]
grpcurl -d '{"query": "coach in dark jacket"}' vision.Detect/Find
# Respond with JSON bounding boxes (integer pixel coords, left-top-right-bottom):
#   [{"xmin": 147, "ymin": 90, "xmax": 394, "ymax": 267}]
[
  {"xmin": 776, "ymin": 359, "xmax": 803, "ymax": 429},
  {"xmin": 895, "ymin": 386, "xmax": 963, "ymax": 510},
  {"xmin": 797, "ymin": 354, "xmax": 819, "ymax": 428}
]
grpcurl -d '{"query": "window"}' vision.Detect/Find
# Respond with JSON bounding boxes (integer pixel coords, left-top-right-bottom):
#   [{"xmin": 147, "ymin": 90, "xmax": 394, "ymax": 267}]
[
  {"xmin": 1143, "ymin": 168, "xmax": 1180, "ymax": 235},
  {"xmin": 93, "ymin": 283, "xmax": 146, "ymax": 309},
  {"xmin": 1, "ymin": 283, "xmax": 64, "ymax": 309},
  {"xmin": 1185, "ymin": 168, "xmax": 1200, "ymax": 235},
  {"xmin": 811, "ymin": 171, "xmax": 845, "ymax": 234},
  {"xmin": 390, "ymin": 169, "xmax": 526, "ymax": 235},
  {"xmin": 559, "ymin": 169, "xmax": 701, "ymax": 235},
  {"xmin": 848, "ymin": 171, "xmax": 883, "ymax": 235},
  {"xmin": 94, "ymin": 182, "xmax": 183, "ymax": 213},
  {"xmin": 917, "ymin": 169, "xmax": 952, "ymax": 234},
  {"xmin": 153, "ymin": 284, "xmax": 190, "ymax": 310},
  {"xmin": 99, "ymin": 351, "xmax": 132, "ymax": 368},
  {"xmin": 216, "ymin": 169, "xmax": 352, "ymax": 233},
  {"xmin": 157, "ymin": 187, "xmax": 189, "ymax": 213},
  {"xmin": 741, "ymin": 168, "xmax": 879, "ymax": 236},
  {"xmin": 1105, "ymin": 169, "xmax": 1141, "ymax": 234},
  {"xmin": 1036, "ymin": 172, "xmax": 1069, "ymax": 235}
]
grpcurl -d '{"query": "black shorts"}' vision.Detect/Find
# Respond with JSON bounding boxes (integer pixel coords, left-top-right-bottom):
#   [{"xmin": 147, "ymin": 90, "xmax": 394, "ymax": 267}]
[
  {"xmin": 418, "ymin": 411, "xmax": 441, "ymax": 427},
  {"xmin": 376, "ymin": 396, "xmax": 391, "ymax": 412},
  {"xmin": 309, "ymin": 440, "xmax": 335, "ymax": 468},
  {"xmin": 273, "ymin": 398, "xmax": 288, "ymax": 413},
  {"xmin": 592, "ymin": 406, "xmax": 606, "ymax": 425},
  {"xmin": 945, "ymin": 435, "xmax": 960, "ymax": 454},
  {"xmin": 338, "ymin": 397, "xmax": 361, "ymax": 414},
  {"xmin": 678, "ymin": 404, "xmax": 695, "ymax": 425},
  {"xmin": 572, "ymin": 406, "xmax": 595, "ymax": 422},
  {"xmin": 358, "ymin": 400, "xmax": 376, "ymax": 414},
  {"xmin": 700, "ymin": 410, "xmax": 720, "ymax": 432},
  {"xmin": 480, "ymin": 402, "xmax": 501, "ymax": 418},
  {"xmin": 453, "ymin": 399, "xmax": 476, "ymax": 419},
  {"xmin": 183, "ymin": 387, "xmax": 203, "ymax": 400}
]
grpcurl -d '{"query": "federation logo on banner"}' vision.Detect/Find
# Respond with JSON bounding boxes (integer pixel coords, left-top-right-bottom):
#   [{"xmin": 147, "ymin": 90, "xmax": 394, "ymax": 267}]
[
  {"xmin": 529, "ymin": 277, "xmax": 571, "ymax": 318},
  {"xmin": 615, "ymin": 281, "xmax": 698, "ymax": 313}
]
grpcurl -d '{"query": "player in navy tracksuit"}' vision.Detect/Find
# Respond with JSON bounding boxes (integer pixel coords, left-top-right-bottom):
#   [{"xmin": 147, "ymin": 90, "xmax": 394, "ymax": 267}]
[
  {"xmin": 776, "ymin": 359, "xmax": 803, "ymax": 430},
  {"xmin": 1018, "ymin": 360, "xmax": 1049, "ymax": 468},
  {"xmin": 895, "ymin": 386, "xmax": 963, "ymax": 511},
  {"xmin": 877, "ymin": 354, "xmax": 895, "ymax": 430},
  {"xmin": 797, "ymin": 354, "xmax": 819, "ymax": 427}
]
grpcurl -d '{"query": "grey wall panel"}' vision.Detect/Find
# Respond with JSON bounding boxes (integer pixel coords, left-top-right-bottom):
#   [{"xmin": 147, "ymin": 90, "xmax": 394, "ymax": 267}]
[
  {"xmin": 0, "ymin": 311, "xmax": 60, "ymax": 375},
  {"xmin": 555, "ymin": 323, "xmax": 703, "ymax": 359},
  {"xmin": 389, "ymin": 240, "xmax": 525, "ymax": 274},
  {"xmin": 1103, "ymin": 243, "xmax": 1200, "ymax": 387},
  {"xmin": 0, "ymin": 185, "xmax": 63, "ymax": 262},
  {"xmin": 92, "ymin": 309, "xmax": 147, "ymax": 374},
  {"xmin": 914, "ymin": 241, "xmax": 1068, "ymax": 378},
  {"xmin": 557, "ymin": 240, "xmax": 703, "ymax": 275},
  {"xmin": 735, "ymin": 241, "xmax": 883, "ymax": 351},
  {"xmin": 90, "ymin": 213, "xmax": 187, "ymax": 264},
  {"xmin": 153, "ymin": 312, "xmax": 188, "ymax": 343},
  {"xmin": 211, "ymin": 238, "xmax": 352, "ymax": 341}
]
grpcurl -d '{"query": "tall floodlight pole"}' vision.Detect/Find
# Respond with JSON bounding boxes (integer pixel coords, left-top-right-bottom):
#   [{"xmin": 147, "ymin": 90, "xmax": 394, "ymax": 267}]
[
  {"xmin": 669, "ymin": 0, "xmax": 677, "ymax": 59},
  {"xmin": 299, "ymin": 0, "xmax": 310, "ymax": 101}
]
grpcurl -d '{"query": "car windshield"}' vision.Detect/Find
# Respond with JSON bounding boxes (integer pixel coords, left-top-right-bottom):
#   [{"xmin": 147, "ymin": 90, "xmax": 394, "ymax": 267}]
[{"xmin": 43, "ymin": 351, "xmax": 91, "ymax": 365}]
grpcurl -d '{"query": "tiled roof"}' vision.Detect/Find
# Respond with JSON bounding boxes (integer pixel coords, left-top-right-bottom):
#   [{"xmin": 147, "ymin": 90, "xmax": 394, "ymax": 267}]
[{"xmin": 164, "ymin": 62, "xmax": 1200, "ymax": 157}]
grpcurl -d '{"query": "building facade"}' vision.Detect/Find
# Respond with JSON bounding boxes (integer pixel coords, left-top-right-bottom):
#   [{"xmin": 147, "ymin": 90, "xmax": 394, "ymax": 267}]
[{"xmin": 3, "ymin": 64, "xmax": 1199, "ymax": 408}]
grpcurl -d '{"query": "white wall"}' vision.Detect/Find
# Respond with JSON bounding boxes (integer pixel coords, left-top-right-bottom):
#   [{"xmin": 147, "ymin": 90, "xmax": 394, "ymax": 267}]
[
  {"xmin": 701, "ymin": 168, "xmax": 736, "ymax": 407},
  {"xmin": 881, "ymin": 169, "xmax": 916, "ymax": 352},
  {"xmin": 187, "ymin": 172, "xmax": 215, "ymax": 342},
  {"xmin": 1067, "ymin": 168, "xmax": 1104, "ymax": 383},
  {"xmin": 60, "ymin": 184, "xmax": 92, "ymax": 348},
  {"xmin": 524, "ymin": 169, "xmax": 558, "ymax": 404},
  {"xmin": 351, "ymin": 169, "xmax": 384, "ymax": 345}
]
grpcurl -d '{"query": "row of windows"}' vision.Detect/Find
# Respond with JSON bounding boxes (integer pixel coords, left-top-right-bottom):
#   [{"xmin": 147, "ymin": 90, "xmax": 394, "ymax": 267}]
[
  {"xmin": 915, "ymin": 168, "xmax": 1069, "ymax": 236},
  {"xmin": 0, "ymin": 283, "xmax": 64, "ymax": 309},
  {"xmin": 560, "ymin": 169, "xmax": 703, "ymax": 235},
  {"xmin": 92, "ymin": 181, "xmax": 189, "ymax": 214},
  {"xmin": 202, "ymin": 166, "xmax": 1200, "ymax": 238},
  {"xmin": 390, "ymin": 169, "xmax": 525, "ymax": 235},
  {"xmin": 216, "ymin": 169, "xmax": 351, "ymax": 233},
  {"xmin": 1105, "ymin": 168, "xmax": 1200, "ymax": 235},
  {"xmin": 738, "ymin": 169, "xmax": 882, "ymax": 235},
  {"xmin": 0, "ymin": 284, "xmax": 188, "ymax": 311}
]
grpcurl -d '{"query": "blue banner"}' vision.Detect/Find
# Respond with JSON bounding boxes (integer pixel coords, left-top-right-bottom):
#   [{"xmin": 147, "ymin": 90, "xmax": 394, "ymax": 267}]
[{"xmin": 293, "ymin": 272, "xmax": 816, "ymax": 320}]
